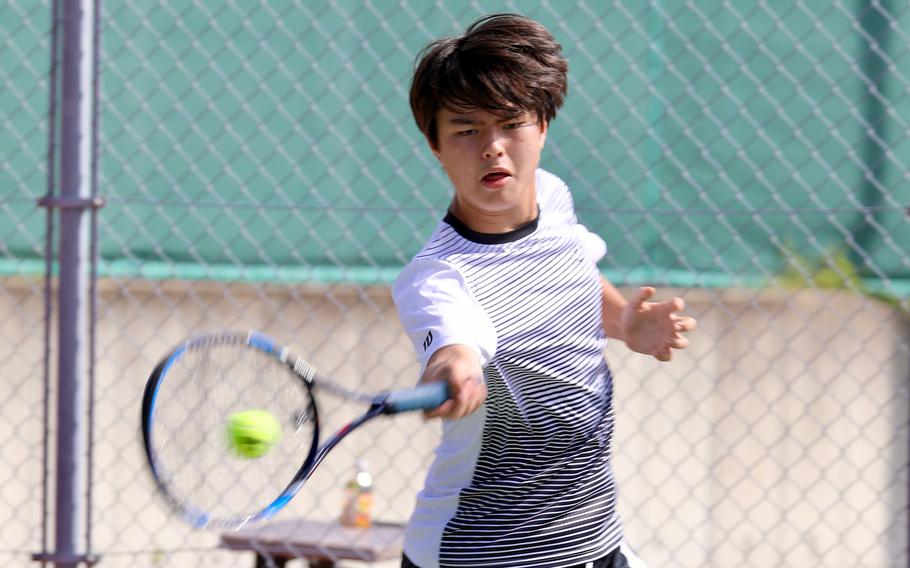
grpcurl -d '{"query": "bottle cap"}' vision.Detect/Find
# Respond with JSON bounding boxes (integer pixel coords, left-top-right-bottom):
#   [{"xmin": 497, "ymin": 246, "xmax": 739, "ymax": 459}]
[{"xmin": 354, "ymin": 459, "xmax": 372, "ymax": 488}]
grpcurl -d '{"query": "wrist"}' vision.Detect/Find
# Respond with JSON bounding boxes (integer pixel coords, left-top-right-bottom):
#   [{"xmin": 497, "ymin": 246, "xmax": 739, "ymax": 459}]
[{"xmin": 603, "ymin": 307, "xmax": 628, "ymax": 341}]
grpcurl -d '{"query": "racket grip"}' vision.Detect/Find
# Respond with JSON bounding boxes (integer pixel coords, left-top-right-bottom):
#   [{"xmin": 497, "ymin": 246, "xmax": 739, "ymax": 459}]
[{"xmin": 385, "ymin": 382, "xmax": 450, "ymax": 413}]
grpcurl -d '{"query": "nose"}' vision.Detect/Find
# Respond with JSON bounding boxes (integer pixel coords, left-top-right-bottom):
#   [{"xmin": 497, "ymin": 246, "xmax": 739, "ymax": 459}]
[{"xmin": 482, "ymin": 135, "xmax": 505, "ymax": 160}]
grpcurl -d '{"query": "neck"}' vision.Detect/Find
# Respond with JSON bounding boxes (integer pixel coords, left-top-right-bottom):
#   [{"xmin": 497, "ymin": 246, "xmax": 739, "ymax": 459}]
[
  {"xmin": 449, "ymin": 197, "xmax": 537, "ymax": 234},
  {"xmin": 444, "ymin": 206, "xmax": 540, "ymax": 245}
]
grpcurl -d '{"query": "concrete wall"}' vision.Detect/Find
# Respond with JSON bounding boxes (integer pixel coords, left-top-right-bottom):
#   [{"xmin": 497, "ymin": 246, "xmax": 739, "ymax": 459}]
[{"xmin": 0, "ymin": 278, "xmax": 906, "ymax": 567}]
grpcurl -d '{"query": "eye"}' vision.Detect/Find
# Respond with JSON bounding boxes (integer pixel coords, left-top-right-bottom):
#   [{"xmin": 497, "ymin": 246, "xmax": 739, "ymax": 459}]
[
  {"xmin": 457, "ymin": 128, "xmax": 477, "ymax": 136},
  {"xmin": 503, "ymin": 122, "xmax": 524, "ymax": 130}
]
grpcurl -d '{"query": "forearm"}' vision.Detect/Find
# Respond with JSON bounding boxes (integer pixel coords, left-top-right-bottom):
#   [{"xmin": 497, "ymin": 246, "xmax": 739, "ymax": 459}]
[{"xmin": 599, "ymin": 276, "xmax": 628, "ymax": 340}]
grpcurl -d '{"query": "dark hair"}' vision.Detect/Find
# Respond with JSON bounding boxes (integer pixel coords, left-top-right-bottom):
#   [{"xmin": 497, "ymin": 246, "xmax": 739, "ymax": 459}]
[{"xmin": 409, "ymin": 13, "xmax": 568, "ymax": 148}]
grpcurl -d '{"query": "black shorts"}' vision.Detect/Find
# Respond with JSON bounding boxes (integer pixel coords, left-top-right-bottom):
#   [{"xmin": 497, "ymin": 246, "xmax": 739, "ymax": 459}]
[{"xmin": 402, "ymin": 545, "xmax": 633, "ymax": 568}]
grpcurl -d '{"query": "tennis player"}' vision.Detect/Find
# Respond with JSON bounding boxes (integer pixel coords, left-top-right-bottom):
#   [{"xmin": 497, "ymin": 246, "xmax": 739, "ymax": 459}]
[{"xmin": 392, "ymin": 13, "xmax": 696, "ymax": 568}]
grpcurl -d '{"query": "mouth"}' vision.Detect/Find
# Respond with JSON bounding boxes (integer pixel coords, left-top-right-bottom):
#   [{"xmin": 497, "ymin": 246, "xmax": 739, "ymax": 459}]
[{"xmin": 481, "ymin": 170, "xmax": 511, "ymax": 188}]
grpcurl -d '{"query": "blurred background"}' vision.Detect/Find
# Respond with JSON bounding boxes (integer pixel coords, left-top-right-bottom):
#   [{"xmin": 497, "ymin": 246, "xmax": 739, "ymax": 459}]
[{"xmin": 1, "ymin": 0, "xmax": 909, "ymax": 567}]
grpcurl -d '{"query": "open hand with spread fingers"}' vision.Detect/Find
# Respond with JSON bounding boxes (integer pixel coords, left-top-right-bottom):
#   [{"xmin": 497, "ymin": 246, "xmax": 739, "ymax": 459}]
[{"xmin": 620, "ymin": 287, "xmax": 697, "ymax": 362}]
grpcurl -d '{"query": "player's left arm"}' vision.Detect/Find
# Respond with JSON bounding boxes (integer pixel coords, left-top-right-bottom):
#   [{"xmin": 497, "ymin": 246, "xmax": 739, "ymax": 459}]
[{"xmin": 600, "ymin": 276, "xmax": 697, "ymax": 362}]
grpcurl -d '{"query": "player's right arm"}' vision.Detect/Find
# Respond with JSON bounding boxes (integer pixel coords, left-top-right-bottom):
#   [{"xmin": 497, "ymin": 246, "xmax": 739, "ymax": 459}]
[
  {"xmin": 393, "ymin": 259, "xmax": 496, "ymax": 421},
  {"xmin": 420, "ymin": 344, "xmax": 486, "ymax": 419}
]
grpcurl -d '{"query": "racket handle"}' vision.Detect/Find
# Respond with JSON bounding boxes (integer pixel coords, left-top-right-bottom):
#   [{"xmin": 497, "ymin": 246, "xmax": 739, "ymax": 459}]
[{"xmin": 385, "ymin": 382, "xmax": 450, "ymax": 413}]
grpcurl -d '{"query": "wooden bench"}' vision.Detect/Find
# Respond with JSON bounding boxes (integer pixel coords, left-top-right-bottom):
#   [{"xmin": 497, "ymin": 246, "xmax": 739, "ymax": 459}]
[{"xmin": 220, "ymin": 518, "xmax": 405, "ymax": 567}]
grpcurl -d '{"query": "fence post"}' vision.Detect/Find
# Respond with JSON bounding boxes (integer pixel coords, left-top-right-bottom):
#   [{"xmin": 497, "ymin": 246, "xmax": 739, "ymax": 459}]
[{"xmin": 33, "ymin": 1, "xmax": 101, "ymax": 567}]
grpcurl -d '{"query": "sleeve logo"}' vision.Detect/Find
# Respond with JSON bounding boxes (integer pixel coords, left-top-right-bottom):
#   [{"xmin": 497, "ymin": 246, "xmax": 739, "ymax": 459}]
[{"xmin": 422, "ymin": 330, "xmax": 434, "ymax": 351}]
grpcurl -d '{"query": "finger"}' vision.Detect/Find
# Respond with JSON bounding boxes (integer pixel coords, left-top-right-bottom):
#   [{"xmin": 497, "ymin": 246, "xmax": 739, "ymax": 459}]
[
  {"xmin": 654, "ymin": 347, "xmax": 672, "ymax": 362},
  {"xmin": 669, "ymin": 335, "xmax": 689, "ymax": 350},
  {"xmin": 670, "ymin": 297, "xmax": 685, "ymax": 312},
  {"xmin": 445, "ymin": 392, "xmax": 485, "ymax": 420},
  {"xmin": 654, "ymin": 297, "xmax": 684, "ymax": 319},
  {"xmin": 675, "ymin": 316, "xmax": 697, "ymax": 332},
  {"xmin": 424, "ymin": 400, "xmax": 454, "ymax": 419},
  {"xmin": 427, "ymin": 380, "xmax": 486, "ymax": 420},
  {"xmin": 632, "ymin": 287, "xmax": 655, "ymax": 309},
  {"xmin": 456, "ymin": 382, "xmax": 487, "ymax": 418}
]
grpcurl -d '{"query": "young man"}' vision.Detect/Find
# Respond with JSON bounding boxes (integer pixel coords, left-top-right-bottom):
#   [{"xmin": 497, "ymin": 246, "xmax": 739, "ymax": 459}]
[{"xmin": 392, "ymin": 13, "xmax": 696, "ymax": 568}]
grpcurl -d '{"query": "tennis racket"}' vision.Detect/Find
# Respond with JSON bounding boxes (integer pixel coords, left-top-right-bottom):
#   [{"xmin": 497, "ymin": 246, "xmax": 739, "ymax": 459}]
[{"xmin": 140, "ymin": 330, "xmax": 448, "ymax": 530}]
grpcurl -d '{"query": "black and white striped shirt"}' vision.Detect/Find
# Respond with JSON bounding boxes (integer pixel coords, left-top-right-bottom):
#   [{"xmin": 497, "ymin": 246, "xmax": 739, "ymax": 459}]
[{"xmin": 393, "ymin": 169, "xmax": 621, "ymax": 568}]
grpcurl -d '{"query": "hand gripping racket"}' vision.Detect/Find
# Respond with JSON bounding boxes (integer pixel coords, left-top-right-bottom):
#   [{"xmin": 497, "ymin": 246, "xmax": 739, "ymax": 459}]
[{"xmin": 140, "ymin": 330, "xmax": 448, "ymax": 530}]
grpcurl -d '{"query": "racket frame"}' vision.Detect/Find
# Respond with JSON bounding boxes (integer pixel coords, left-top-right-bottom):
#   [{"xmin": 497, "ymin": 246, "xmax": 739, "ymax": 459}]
[{"xmin": 141, "ymin": 330, "xmax": 447, "ymax": 530}]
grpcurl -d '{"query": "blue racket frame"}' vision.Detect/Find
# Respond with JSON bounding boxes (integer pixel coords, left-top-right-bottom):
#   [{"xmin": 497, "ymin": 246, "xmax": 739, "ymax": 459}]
[{"xmin": 141, "ymin": 330, "xmax": 448, "ymax": 530}]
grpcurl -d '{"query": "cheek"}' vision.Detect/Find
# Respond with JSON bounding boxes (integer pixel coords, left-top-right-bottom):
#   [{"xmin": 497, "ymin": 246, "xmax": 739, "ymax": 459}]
[
  {"xmin": 513, "ymin": 139, "xmax": 540, "ymax": 163},
  {"xmin": 443, "ymin": 145, "xmax": 476, "ymax": 171}
]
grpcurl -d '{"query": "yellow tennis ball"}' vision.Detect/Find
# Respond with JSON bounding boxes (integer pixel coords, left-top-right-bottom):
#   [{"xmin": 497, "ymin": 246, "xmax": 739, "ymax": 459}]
[{"xmin": 226, "ymin": 409, "xmax": 281, "ymax": 459}]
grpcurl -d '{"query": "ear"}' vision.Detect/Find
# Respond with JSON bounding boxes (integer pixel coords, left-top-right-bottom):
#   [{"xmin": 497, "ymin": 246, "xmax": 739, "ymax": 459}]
[
  {"xmin": 538, "ymin": 120, "xmax": 549, "ymax": 149},
  {"xmin": 428, "ymin": 139, "xmax": 442, "ymax": 162}
]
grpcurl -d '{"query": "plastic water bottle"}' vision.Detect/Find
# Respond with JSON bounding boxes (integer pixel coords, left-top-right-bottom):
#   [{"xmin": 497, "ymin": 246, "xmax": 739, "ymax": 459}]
[{"xmin": 339, "ymin": 459, "xmax": 373, "ymax": 528}]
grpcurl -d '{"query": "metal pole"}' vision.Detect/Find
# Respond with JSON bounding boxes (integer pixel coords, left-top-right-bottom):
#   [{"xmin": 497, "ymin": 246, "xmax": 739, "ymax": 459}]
[
  {"xmin": 48, "ymin": 1, "xmax": 96, "ymax": 566},
  {"xmin": 39, "ymin": 1, "xmax": 63, "ymax": 565},
  {"xmin": 851, "ymin": 1, "xmax": 893, "ymax": 262}
]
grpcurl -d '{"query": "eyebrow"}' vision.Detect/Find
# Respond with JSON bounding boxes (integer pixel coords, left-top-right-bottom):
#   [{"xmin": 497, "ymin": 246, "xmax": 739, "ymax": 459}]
[
  {"xmin": 445, "ymin": 113, "xmax": 525, "ymax": 125},
  {"xmin": 447, "ymin": 116, "xmax": 480, "ymax": 125}
]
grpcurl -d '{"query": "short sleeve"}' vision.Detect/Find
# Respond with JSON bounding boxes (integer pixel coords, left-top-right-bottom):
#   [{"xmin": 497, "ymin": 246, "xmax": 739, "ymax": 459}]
[
  {"xmin": 392, "ymin": 259, "xmax": 497, "ymax": 374},
  {"xmin": 572, "ymin": 223, "xmax": 607, "ymax": 264},
  {"xmin": 536, "ymin": 169, "xmax": 607, "ymax": 264}
]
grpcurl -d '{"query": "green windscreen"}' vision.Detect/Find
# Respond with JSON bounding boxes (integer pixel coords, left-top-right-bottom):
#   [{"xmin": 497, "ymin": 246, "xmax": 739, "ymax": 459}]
[{"xmin": 2, "ymin": 1, "xmax": 908, "ymax": 295}]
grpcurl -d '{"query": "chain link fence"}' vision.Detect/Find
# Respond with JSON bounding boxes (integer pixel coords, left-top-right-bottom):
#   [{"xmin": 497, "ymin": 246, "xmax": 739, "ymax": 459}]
[
  {"xmin": 2, "ymin": 1, "xmax": 909, "ymax": 567},
  {"xmin": 0, "ymin": 0, "xmax": 52, "ymax": 564}
]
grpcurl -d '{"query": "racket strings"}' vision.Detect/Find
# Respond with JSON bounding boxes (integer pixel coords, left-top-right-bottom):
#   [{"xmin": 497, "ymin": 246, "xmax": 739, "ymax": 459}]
[
  {"xmin": 312, "ymin": 378, "xmax": 379, "ymax": 404},
  {"xmin": 149, "ymin": 342, "xmax": 316, "ymax": 521}
]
